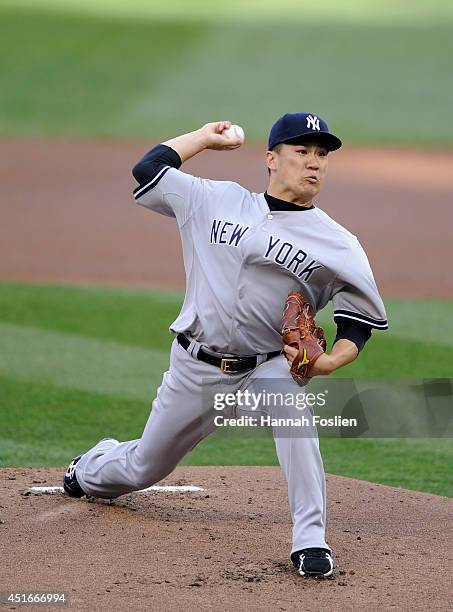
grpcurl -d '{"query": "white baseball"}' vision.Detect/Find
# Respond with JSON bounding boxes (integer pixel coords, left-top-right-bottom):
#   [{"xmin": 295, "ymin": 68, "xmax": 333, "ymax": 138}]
[{"xmin": 223, "ymin": 124, "xmax": 245, "ymax": 144}]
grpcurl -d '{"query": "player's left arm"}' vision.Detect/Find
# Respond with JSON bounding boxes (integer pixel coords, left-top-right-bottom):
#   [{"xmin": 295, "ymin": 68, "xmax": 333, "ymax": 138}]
[
  {"xmin": 284, "ymin": 324, "xmax": 368, "ymax": 375},
  {"xmin": 284, "ymin": 238, "xmax": 387, "ymax": 376},
  {"xmin": 310, "ymin": 318, "xmax": 372, "ymax": 374}
]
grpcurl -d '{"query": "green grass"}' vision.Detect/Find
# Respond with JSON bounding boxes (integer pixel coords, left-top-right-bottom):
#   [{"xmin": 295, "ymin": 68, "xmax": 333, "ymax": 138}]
[
  {"xmin": 1, "ymin": 283, "xmax": 452, "ymax": 380},
  {"xmin": 0, "ymin": 283, "xmax": 182, "ymax": 350},
  {"xmin": 3, "ymin": 0, "xmax": 453, "ymax": 24},
  {"xmin": 0, "ymin": 376, "xmax": 150, "ymax": 466},
  {"xmin": 0, "ymin": 282, "xmax": 452, "ymax": 496},
  {"xmin": 319, "ymin": 438, "xmax": 453, "ymax": 496},
  {"xmin": 0, "ymin": 1, "xmax": 452, "ymax": 146},
  {"xmin": 1, "ymin": 374, "xmax": 452, "ymax": 496}
]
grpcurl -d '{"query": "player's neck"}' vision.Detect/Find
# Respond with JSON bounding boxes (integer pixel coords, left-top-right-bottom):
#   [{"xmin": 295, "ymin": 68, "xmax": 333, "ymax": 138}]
[{"xmin": 266, "ymin": 186, "xmax": 313, "ymax": 209}]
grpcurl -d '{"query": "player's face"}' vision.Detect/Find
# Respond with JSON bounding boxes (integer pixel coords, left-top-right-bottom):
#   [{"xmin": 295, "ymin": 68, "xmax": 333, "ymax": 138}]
[{"xmin": 266, "ymin": 143, "xmax": 329, "ymax": 204}]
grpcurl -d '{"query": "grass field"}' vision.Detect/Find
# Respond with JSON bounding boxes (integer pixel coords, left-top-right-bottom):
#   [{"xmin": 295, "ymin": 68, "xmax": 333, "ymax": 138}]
[
  {"xmin": 1, "ymin": 0, "xmax": 453, "ymax": 145},
  {"xmin": 1, "ymin": 282, "xmax": 452, "ymax": 496}
]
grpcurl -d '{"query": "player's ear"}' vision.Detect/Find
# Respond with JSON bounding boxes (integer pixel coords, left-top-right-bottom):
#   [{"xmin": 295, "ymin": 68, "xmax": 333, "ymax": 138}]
[{"xmin": 266, "ymin": 150, "xmax": 278, "ymax": 173}]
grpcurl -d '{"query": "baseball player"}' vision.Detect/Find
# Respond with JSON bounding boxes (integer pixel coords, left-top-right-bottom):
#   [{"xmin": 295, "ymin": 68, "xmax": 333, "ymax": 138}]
[{"xmin": 63, "ymin": 113, "xmax": 388, "ymax": 578}]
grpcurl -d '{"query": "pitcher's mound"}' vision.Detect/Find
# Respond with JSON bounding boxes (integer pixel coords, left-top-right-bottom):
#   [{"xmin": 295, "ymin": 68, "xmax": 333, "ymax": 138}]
[{"xmin": 1, "ymin": 467, "xmax": 451, "ymax": 611}]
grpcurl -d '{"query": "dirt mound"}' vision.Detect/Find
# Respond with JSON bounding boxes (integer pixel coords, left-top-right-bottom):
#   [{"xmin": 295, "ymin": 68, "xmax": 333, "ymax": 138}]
[{"xmin": 1, "ymin": 467, "xmax": 451, "ymax": 611}]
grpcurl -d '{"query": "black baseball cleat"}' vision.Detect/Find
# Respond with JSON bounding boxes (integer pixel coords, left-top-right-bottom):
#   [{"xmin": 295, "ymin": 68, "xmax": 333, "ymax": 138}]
[
  {"xmin": 291, "ymin": 548, "xmax": 334, "ymax": 578},
  {"xmin": 63, "ymin": 454, "xmax": 86, "ymax": 498},
  {"xmin": 63, "ymin": 438, "xmax": 119, "ymax": 498}
]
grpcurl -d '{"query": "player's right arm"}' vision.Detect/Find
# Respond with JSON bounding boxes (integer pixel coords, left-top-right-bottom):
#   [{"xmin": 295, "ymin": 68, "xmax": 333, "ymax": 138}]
[
  {"xmin": 132, "ymin": 121, "xmax": 243, "ymax": 225},
  {"xmin": 162, "ymin": 121, "xmax": 243, "ymax": 162}
]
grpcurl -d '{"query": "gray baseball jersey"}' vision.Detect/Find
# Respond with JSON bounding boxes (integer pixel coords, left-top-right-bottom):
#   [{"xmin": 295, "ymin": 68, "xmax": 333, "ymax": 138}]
[
  {"xmin": 73, "ymin": 156, "xmax": 388, "ymax": 559},
  {"xmin": 133, "ymin": 166, "xmax": 388, "ymax": 353}
]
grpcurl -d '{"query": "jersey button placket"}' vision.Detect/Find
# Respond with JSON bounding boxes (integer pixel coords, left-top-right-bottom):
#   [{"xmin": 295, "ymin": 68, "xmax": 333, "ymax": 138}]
[{"xmin": 261, "ymin": 212, "xmax": 272, "ymax": 231}]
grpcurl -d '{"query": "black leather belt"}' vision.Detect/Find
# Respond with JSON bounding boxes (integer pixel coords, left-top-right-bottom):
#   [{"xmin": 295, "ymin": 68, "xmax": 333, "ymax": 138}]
[{"xmin": 177, "ymin": 333, "xmax": 281, "ymax": 374}]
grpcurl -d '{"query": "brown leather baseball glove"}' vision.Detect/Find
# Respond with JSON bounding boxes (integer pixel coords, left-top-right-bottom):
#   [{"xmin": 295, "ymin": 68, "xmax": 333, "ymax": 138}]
[{"xmin": 281, "ymin": 291, "xmax": 327, "ymax": 383}]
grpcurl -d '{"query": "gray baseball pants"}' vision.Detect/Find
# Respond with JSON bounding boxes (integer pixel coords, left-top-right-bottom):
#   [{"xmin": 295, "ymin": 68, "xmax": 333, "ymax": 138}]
[{"xmin": 75, "ymin": 338, "xmax": 330, "ymax": 554}]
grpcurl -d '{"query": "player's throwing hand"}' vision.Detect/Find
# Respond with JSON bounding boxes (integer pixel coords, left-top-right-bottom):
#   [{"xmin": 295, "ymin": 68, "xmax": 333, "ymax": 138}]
[{"xmin": 201, "ymin": 121, "xmax": 245, "ymax": 150}]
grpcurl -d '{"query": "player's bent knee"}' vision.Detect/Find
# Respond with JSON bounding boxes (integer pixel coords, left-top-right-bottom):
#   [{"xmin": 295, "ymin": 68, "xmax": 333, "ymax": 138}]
[{"xmin": 132, "ymin": 464, "xmax": 176, "ymax": 490}]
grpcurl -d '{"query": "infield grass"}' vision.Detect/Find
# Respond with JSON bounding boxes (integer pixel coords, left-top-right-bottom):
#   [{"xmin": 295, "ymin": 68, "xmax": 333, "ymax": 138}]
[
  {"xmin": 0, "ymin": 282, "xmax": 452, "ymax": 496},
  {"xmin": 0, "ymin": 1, "xmax": 452, "ymax": 146}
]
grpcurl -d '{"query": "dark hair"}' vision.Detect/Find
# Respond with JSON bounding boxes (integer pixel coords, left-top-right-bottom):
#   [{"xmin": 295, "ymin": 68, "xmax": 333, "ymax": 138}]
[{"xmin": 270, "ymin": 143, "xmax": 283, "ymax": 154}]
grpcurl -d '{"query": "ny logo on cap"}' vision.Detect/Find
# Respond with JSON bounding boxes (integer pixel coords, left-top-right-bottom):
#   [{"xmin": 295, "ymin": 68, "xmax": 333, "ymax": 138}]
[{"xmin": 306, "ymin": 115, "xmax": 320, "ymax": 131}]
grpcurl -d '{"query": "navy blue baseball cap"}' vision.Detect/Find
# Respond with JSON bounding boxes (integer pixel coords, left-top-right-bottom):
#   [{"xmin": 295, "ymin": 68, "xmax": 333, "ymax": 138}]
[{"xmin": 268, "ymin": 112, "xmax": 342, "ymax": 151}]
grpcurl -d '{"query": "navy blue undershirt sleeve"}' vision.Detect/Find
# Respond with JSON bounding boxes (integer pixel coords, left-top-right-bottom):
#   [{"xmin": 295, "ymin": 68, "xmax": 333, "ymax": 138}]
[
  {"xmin": 333, "ymin": 320, "xmax": 372, "ymax": 353},
  {"xmin": 132, "ymin": 144, "xmax": 182, "ymax": 185}
]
